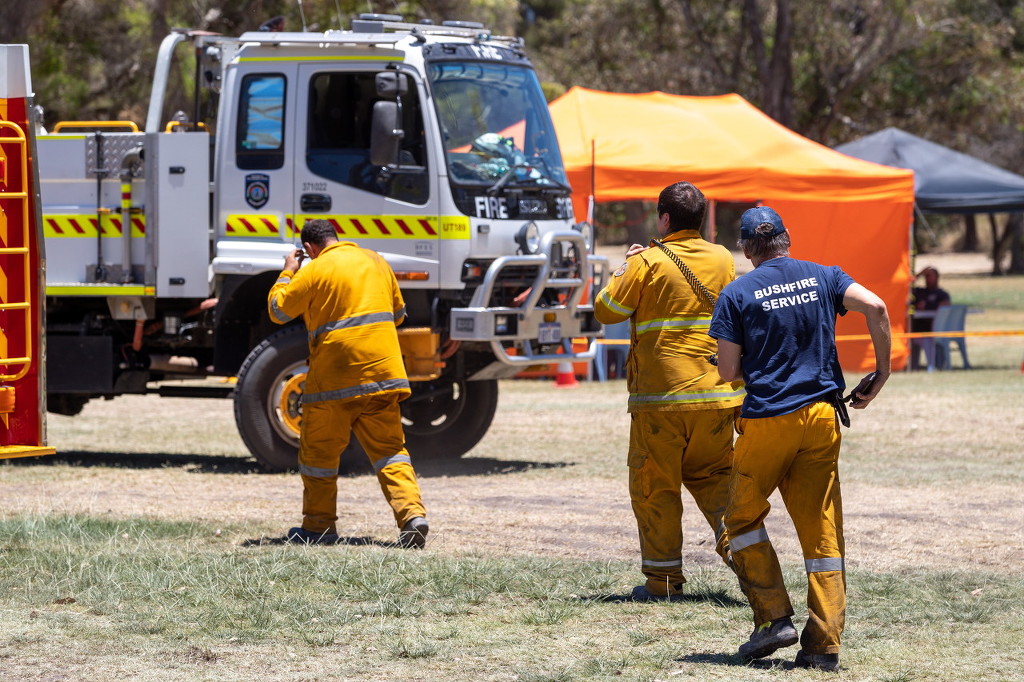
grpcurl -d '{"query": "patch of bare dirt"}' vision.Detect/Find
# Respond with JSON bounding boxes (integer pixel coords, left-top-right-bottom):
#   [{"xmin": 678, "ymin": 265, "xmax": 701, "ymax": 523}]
[{"xmin": 4, "ymin": 447, "xmax": 1021, "ymax": 576}]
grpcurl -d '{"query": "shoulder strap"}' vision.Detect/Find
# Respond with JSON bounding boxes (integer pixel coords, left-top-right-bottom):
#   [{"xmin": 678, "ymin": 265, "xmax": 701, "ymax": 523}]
[{"xmin": 650, "ymin": 239, "xmax": 717, "ymax": 310}]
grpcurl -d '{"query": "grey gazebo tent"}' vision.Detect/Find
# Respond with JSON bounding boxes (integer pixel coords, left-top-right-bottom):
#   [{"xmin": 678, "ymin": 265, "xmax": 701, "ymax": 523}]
[{"xmin": 835, "ymin": 127, "xmax": 1024, "ymax": 213}]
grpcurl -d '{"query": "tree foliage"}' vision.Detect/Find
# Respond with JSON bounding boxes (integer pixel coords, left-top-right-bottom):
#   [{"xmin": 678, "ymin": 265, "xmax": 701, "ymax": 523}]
[{"xmin": 5, "ymin": 0, "xmax": 1023, "ymax": 267}]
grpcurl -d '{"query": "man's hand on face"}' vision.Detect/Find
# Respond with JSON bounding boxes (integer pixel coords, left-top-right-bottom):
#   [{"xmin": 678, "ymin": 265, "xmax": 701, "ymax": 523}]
[{"xmin": 284, "ymin": 248, "xmax": 305, "ymax": 274}]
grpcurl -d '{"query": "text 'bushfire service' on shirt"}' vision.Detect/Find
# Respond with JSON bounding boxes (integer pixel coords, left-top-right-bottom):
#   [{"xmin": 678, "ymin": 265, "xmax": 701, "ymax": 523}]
[{"xmin": 754, "ymin": 277, "xmax": 821, "ymax": 311}]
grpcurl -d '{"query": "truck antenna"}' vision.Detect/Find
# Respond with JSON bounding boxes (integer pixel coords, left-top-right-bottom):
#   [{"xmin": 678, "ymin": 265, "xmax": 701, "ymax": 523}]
[{"xmin": 296, "ymin": 0, "xmax": 308, "ymax": 31}]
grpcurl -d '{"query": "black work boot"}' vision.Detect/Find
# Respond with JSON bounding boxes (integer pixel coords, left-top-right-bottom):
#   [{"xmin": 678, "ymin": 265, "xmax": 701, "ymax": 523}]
[
  {"xmin": 398, "ymin": 516, "xmax": 429, "ymax": 549},
  {"xmin": 737, "ymin": 616, "xmax": 798, "ymax": 660},
  {"xmin": 794, "ymin": 650, "xmax": 840, "ymax": 672}
]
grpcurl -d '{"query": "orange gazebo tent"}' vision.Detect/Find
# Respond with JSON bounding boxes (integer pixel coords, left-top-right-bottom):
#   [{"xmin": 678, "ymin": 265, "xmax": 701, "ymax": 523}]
[{"xmin": 549, "ymin": 87, "xmax": 915, "ymax": 371}]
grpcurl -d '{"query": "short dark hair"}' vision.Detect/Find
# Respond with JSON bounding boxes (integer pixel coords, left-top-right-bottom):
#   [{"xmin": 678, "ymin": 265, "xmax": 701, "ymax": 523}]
[
  {"xmin": 657, "ymin": 182, "xmax": 707, "ymax": 233},
  {"xmin": 300, "ymin": 219, "xmax": 338, "ymax": 247},
  {"xmin": 738, "ymin": 230, "xmax": 791, "ymax": 259}
]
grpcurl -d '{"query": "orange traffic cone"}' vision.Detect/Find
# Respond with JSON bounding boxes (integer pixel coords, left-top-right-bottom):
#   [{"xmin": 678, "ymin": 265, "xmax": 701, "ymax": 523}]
[{"xmin": 554, "ymin": 361, "xmax": 579, "ymax": 388}]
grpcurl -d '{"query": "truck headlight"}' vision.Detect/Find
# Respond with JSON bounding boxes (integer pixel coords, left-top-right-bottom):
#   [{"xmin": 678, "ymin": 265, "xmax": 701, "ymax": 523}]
[
  {"xmin": 515, "ymin": 221, "xmax": 540, "ymax": 254},
  {"xmin": 573, "ymin": 221, "xmax": 594, "ymax": 252}
]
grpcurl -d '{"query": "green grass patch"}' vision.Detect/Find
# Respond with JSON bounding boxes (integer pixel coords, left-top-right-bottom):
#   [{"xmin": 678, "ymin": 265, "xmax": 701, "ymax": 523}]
[{"xmin": 1, "ymin": 515, "xmax": 1020, "ymax": 680}]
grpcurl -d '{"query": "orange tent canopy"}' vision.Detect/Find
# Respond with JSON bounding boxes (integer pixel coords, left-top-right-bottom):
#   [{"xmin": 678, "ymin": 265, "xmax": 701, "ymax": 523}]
[{"xmin": 549, "ymin": 87, "xmax": 916, "ymax": 372}]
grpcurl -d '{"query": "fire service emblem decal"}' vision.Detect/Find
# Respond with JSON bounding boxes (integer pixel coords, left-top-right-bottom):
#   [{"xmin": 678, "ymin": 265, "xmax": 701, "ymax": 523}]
[{"xmin": 245, "ymin": 173, "xmax": 270, "ymax": 209}]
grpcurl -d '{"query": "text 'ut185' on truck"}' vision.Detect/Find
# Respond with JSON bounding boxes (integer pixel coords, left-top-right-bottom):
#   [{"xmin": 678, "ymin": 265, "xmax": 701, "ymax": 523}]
[{"xmin": 37, "ymin": 13, "xmax": 608, "ymax": 471}]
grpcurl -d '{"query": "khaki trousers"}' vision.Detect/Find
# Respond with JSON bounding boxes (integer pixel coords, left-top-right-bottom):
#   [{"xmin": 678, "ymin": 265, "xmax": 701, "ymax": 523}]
[
  {"xmin": 726, "ymin": 401, "xmax": 845, "ymax": 655},
  {"xmin": 628, "ymin": 408, "xmax": 735, "ymax": 596},
  {"xmin": 299, "ymin": 392, "xmax": 425, "ymax": 534}
]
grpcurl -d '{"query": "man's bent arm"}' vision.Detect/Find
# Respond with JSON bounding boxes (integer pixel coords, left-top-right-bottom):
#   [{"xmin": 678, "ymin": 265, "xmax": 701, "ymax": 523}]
[
  {"xmin": 842, "ymin": 283, "xmax": 892, "ymax": 406},
  {"xmin": 715, "ymin": 338, "xmax": 742, "ymax": 382}
]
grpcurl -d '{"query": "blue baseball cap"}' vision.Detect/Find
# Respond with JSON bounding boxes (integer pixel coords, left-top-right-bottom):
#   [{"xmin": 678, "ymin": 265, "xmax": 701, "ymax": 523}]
[{"xmin": 739, "ymin": 206, "xmax": 786, "ymax": 240}]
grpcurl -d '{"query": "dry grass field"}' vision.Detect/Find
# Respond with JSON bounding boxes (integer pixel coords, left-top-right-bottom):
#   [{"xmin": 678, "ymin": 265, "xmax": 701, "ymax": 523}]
[{"xmin": 1, "ymin": 265, "xmax": 1022, "ymax": 681}]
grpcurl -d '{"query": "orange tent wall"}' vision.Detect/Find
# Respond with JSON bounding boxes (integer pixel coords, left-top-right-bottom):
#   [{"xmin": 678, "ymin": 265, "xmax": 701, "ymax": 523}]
[{"xmin": 549, "ymin": 87, "xmax": 915, "ymax": 372}]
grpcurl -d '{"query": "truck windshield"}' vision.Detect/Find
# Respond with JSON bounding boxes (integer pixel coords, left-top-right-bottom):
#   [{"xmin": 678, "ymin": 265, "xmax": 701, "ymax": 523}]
[{"xmin": 430, "ymin": 61, "xmax": 568, "ymax": 190}]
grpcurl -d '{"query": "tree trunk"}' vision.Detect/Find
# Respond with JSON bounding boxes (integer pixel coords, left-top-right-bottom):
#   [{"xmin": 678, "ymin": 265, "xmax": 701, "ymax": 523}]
[
  {"xmin": 624, "ymin": 202, "xmax": 651, "ymax": 246},
  {"xmin": 960, "ymin": 214, "xmax": 979, "ymax": 252},
  {"xmin": 1007, "ymin": 213, "xmax": 1024, "ymax": 274},
  {"xmin": 989, "ymin": 213, "xmax": 1016, "ymax": 275}
]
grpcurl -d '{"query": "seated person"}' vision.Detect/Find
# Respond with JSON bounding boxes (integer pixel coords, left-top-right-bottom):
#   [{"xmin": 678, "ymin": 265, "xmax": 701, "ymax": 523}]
[{"xmin": 910, "ymin": 266, "xmax": 951, "ymax": 369}]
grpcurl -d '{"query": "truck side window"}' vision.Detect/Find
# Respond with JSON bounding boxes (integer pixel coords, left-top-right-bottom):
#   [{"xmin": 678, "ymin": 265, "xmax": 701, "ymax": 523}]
[
  {"xmin": 237, "ymin": 74, "xmax": 286, "ymax": 170},
  {"xmin": 306, "ymin": 72, "xmax": 428, "ymax": 205}
]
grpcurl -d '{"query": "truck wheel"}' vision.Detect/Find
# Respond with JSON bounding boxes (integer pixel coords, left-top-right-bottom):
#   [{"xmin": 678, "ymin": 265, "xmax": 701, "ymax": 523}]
[
  {"xmin": 234, "ymin": 326, "xmax": 307, "ymax": 472},
  {"xmin": 401, "ymin": 377, "xmax": 498, "ymax": 460}
]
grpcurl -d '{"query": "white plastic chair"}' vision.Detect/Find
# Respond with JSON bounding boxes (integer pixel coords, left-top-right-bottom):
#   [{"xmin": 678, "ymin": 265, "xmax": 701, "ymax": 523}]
[{"xmin": 926, "ymin": 304, "xmax": 971, "ymax": 370}]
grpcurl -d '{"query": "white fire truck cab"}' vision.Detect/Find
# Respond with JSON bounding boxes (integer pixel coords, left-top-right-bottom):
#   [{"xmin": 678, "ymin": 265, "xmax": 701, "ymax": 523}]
[{"xmin": 37, "ymin": 14, "xmax": 606, "ymax": 470}]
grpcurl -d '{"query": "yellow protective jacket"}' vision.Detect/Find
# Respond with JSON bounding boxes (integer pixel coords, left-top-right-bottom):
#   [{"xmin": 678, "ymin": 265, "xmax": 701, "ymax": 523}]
[
  {"xmin": 267, "ymin": 241, "xmax": 410, "ymax": 404},
  {"xmin": 594, "ymin": 229, "xmax": 745, "ymax": 412}
]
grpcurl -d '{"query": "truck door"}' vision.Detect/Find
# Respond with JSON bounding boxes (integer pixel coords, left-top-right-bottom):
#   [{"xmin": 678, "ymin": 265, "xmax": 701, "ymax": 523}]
[
  {"xmin": 217, "ymin": 64, "xmax": 297, "ymax": 246},
  {"xmin": 293, "ymin": 64, "xmax": 438, "ymax": 281}
]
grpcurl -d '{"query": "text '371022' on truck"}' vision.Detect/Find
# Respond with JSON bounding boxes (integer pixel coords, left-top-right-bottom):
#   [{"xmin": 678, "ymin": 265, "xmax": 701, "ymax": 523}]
[{"xmin": 34, "ymin": 14, "xmax": 607, "ymax": 471}]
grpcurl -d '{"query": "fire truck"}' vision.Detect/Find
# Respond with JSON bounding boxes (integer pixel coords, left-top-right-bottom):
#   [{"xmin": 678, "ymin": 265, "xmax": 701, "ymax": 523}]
[
  {"xmin": 33, "ymin": 14, "xmax": 606, "ymax": 471},
  {"xmin": 0, "ymin": 45, "xmax": 55, "ymax": 462}
]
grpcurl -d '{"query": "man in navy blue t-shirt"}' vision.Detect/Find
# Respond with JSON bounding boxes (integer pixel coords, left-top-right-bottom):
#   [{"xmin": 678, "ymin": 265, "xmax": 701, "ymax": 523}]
[{"xmin": 708, "ymin": 206, "xmax": 891, "ymax": 671}]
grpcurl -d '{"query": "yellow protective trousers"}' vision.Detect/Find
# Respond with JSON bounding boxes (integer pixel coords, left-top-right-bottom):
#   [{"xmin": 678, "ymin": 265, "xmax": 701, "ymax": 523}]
[
  {"xmin": 298, "ymin": 392, "xmax": 425, "ymax": 535},
  {"xmin": 725, "ymin": 401, "xmax": 845, "ymax": 655},
  {"xmin": 628, "ymin": 408, "xmax": 734, "ymax": 596}
]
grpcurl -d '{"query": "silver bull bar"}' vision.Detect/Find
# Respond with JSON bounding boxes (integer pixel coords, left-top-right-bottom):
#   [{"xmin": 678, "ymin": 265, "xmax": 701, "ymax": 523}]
[{"xmin": 449, "ymin": 231, "xmax": 609, "ymax": 365}]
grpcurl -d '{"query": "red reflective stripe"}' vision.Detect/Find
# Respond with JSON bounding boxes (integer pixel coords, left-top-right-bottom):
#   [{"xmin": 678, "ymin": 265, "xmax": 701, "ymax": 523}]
[
  {"xmin": 350, "ymin": 218, "xmax": 368, "ymax": 235},
  {"xmin": 395, "ymin": 219, "xmax": 414, "ymax": 235},
  {"xmin": 261, "ymin": 218, "xmax": 278, "ymax": 234},
  {"xmin": 238, "ymin": 218, "xmax": 258, "ymax": 233},
  {"xmin": 418, "ymin": 218, "xmax": 436, "ymax": 236},
  {"xmin": 110, "ymin": 217, "xmax": 123, "ymax": 235},
  {"xmin": 328, "ymin": 218, "xmax": 344, "ymax": 235},
  {"xmin": 372, "ymin": 218, "xmax": 390, "ymax": 235},
  {"xmin": 68, "ymin": 218, "xmax": 86, "ymax": 234},
  {"xmin": 46, "ymin": 218, "xmax": 64, "ymax": 235},
  {"xmin": 132, "ymin": 217, "xmax": 145, "ymax": 234}
]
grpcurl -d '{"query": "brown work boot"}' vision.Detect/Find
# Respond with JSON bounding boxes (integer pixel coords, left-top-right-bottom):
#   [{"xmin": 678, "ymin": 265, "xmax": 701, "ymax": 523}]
[{"xmin": 737, "ymin": 616, "xmax": 798, "ymax": 660}]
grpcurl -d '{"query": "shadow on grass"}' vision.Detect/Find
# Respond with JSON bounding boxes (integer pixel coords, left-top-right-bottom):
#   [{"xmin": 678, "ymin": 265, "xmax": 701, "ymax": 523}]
[
  {"xmin": 585, "ymin": 589, "xmax": 745, "ymax": 607},
  {"xmin": 678, "ymin": 652, "xmax": 793, "ymax": 670},
  {"xmin": 2, "ymin": 450, "xmax": 264, "ymax": 473},
  {"xmin": 3, "ymin": 450, "xmax": 572, "ymax": 478},
  {"xmin": 240, "ymin": 534, "xmax": 425, "ymax": 550}
]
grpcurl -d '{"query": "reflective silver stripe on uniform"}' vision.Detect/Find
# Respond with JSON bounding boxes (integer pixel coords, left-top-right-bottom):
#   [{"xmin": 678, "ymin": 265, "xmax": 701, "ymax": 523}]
[
  {"xmin": 730, "ymin": 527, "xmax": 770, "ymax": 552},
  {"xmin": 302, "ymin": 377, "xmax": 411, "ymax": 405},
  {"xmin": 309, "ymin": 311, "xmax": 395, "ymax": 344},
  {"xmin": 270, "ymin": 297, "xmax": 295, "ymax": 323},
  {"xmin": 628, "ymin": 387, "xmax": 746, "ymax": 406},
  {"xmin": 275, "ymin": 276, "xmax": 291, "ymax": 285},
  {"xmin": 805, "ymin": 557, "xmax": 845, "ymax": 573},
  {"xmin": 373, "ymin": 453, "xmax": 412, "ymax": 472},
  {"xmin": 642, "ymin": 558, "xmax": 683, "ymax": 568},
  {"xmin": 395, "ymin": 305, "xmax": 406, "ymax": 320},
  {"xmin": 598, "ymin": 290, "xmax": 634, "ymax": 316},
  {"xmin": 634, "ymin": 316, "xmax": 712, "ymax": 335},
  {"xmin": 299, "ymin": 463, "xmax": 337, "ymax": 478},
  {"xmin": 715, "ymin": 518, "xmax": 726, "ymax": 542}
]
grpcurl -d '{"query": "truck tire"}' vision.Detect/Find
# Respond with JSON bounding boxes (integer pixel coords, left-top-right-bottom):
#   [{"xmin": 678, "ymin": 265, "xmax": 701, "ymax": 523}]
[
  {"xmin": 233, "ymin": 326, "xmax": 308, "ymax": 472},
  {"xmin": 234, "ymin": 326, "xmax": 498, "ymax": 471},
  {"xmin": 401, "ymin": 377, "xmax": 498, "ymax": 460}
]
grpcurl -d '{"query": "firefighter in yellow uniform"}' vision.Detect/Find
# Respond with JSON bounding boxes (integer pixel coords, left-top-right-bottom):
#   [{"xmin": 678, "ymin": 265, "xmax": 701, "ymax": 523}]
[
  {"xmin": 710, "ymin": 207, "xmax": 890, "ymax": 671},
  {"xmin": 267, "ymin": 219, "xmax": 428, "ymax": 548},
  {"xmin": 594, "ymin": 182, "xmax": 745, "ymax": 599}
]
